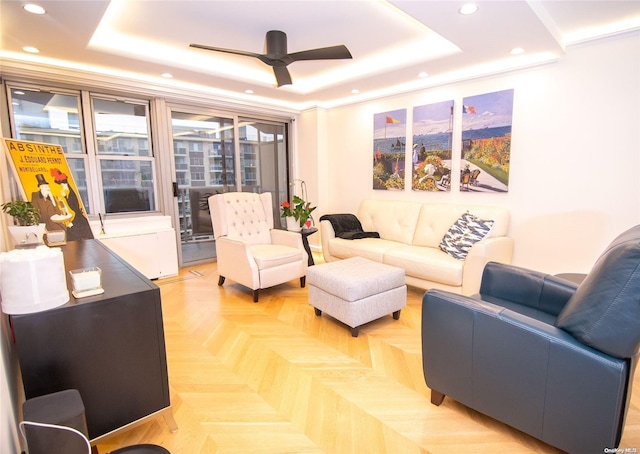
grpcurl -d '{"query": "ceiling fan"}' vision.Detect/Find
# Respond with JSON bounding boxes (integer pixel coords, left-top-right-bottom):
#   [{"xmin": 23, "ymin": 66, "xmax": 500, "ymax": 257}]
[{"xmin": 190, "ymin": 30, "xmax": 352, "ymax": 87}]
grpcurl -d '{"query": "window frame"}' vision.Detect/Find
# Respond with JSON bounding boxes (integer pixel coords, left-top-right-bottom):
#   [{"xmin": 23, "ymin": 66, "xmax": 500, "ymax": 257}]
[
  {"xmin": 4, "ymin": 82, "xmax": 162, "ymax": 217},
  {"xmin": 89, "ymin": 93, "xmax": 159, "ymax": 214},
  {"xmin": 2, "ymin": 78, "xmax": 295, "ymax": 237}
]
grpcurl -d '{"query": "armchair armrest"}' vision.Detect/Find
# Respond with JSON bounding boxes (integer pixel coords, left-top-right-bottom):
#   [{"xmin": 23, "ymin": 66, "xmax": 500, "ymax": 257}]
[
  {"xmin": 480, "ymin": 262, "xmax": 577, "ymax": 316},
  {"xmin": 319, "ymin": 219, "xmax": 337, "ymax": 262},
  {"xmin": 422, "ymin": 289, "xmax": 630, "ymax": 452},
  {"xmin": 215, "ymin": 237, "xmax": 259, "ymax": 289},
  {"xmin": 271, "ymin": 229, "xmax": 304, "ymax": 249}
]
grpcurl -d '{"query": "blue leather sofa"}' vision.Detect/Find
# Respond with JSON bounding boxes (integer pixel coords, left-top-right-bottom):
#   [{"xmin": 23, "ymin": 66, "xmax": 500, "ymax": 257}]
[{"xmin": 422, "ymin": 225, "xmax": 640, "ymax": 453}]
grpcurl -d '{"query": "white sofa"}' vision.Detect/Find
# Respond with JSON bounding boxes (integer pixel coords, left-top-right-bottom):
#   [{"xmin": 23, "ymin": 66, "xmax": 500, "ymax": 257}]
[{"xmin": 320, "ymin": 199, "xmax": 513, "ymax": 295}]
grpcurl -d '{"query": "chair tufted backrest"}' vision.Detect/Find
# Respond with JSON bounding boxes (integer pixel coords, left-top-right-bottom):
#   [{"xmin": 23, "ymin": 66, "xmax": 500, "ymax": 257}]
[{"xmin": 209, "ymin": 192, "xmax": 273, "ymax": 245}]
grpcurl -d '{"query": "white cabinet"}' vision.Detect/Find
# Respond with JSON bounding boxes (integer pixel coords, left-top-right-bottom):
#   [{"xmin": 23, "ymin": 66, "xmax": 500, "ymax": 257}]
[{"xmin": 92, "ymin": 216, "xmax": 179, "ymax": 280}]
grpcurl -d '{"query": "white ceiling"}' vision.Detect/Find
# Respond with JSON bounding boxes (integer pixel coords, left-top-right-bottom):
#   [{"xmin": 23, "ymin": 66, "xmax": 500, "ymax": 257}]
[{"xmin": 1, "ymin": 0, "xmax": 640, "ymax": 111}]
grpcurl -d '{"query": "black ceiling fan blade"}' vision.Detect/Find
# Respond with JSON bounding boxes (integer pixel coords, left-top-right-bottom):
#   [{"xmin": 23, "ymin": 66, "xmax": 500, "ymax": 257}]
[
  {"xmin": 189, "ymin": 43, "xmax": 263, "ymax": 60},
  {"xmin": 273, "ymin": 66, "xmax": 292, "ymax": 87},
  {"xmin": 190, "ymin": 32, "xmax": 351, "ymax": 88},
  {"xmin": 287, "ymin": 45, "xmax": 353, "ymax": 63}
]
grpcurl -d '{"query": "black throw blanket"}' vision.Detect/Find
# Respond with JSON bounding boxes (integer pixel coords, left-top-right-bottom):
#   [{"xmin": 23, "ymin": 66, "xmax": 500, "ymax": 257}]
[{"xmin": 319, "ymin": 214, "xmax": 380, "ymax": 240}]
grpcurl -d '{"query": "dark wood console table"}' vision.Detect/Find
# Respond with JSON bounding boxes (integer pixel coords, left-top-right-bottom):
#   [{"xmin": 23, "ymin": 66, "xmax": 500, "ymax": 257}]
[{"xmin": 11, "ymin": 239, "xmax": 177, "ymax": 443}]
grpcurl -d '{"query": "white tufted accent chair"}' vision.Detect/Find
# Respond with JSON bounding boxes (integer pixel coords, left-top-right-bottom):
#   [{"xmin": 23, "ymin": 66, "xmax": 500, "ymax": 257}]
[{"xmin": 209, "ymin": 192, "xmax": 308, "ymax": 302}]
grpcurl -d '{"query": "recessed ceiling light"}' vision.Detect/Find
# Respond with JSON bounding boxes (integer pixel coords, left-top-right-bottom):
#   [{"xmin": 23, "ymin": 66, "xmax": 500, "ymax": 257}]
[
  {"xmin": 23, "ymin": 3, "xmax": 46, "ymax": 14},
  {"xmin": 510, "ymin": 47, "xmax": 525, "ymax": 55},
  {"xmin": 459, "ymin": 3, "xmax": 479, "ymax": 15},
  {"xmin": 245, "ymin": 89, "xmax": 254, "ymax": 94},
  {"xmin": 161, "ymin": 73, "xmax": 173, "ymax": 78},
  {"xmin": 351, "ymin": 89, "xmax": 360, "ymax": 94},
  {"xmin": 418, "ymin": 72, "xmax": 429, "ymax": 78},
  {"xmin": 22, "ymin": 46, "xmax": 40, "ymax": 53}
]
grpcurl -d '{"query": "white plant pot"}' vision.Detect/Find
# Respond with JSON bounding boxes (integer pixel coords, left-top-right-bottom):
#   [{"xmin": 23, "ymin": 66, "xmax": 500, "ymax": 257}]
[
  {"xmin": 8, "ymin": 223, "xmax": 46, "ymax": 247},
  {"xmin": 286, "ymin": 216, "xmax": 301, "ymax": 232}
]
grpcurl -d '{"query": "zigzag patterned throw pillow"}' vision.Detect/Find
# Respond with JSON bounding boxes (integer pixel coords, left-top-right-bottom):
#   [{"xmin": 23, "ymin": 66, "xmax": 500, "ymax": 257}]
[{"xmin": 439, "ymin": 212, "xmax": 494, "ymax": 260}]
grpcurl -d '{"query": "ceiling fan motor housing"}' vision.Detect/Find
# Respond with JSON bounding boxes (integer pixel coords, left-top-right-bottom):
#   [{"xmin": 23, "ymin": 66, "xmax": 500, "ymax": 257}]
[{"xmin": 265, "ymin": 30, "xmax": 288, "ymax": 58}]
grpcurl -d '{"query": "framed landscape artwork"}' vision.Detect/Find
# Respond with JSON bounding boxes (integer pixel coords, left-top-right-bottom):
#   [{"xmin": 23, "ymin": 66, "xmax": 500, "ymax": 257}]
[
  {"xmin": 460, "ymin": 89, "xmax": 514, "ymax": 193},
  {"xmin": 412, "ymin": 100, "xmax": 454, "ymax": 192},
  {"xmin": 373, "ymin": 109, "xmax": 406, "ymax": 190}
]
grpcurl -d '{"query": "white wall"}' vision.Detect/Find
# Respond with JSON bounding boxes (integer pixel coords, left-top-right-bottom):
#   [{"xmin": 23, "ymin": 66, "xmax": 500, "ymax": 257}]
[{"xmin": 300, "ymin": 32, "xmax": 640, "ymax": 274}]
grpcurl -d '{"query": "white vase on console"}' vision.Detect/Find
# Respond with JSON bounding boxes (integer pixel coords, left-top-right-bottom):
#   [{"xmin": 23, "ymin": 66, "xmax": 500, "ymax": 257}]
[{"xmin": 286, "ymin": 216, "xmax": 301, "ymax": 232}]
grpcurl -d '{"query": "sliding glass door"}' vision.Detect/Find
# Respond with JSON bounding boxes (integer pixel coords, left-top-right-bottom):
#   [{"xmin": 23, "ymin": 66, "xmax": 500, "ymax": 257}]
[
  {"xmin": 170, "ymin": 110, "xmax": 289, "ymax": 265},
  {"xmin": 238, "ymin": 118, "xmax": 289, "ymax": 225}
]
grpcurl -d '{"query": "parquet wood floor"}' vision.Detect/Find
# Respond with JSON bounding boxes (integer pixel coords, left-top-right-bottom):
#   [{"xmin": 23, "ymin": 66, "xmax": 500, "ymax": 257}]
[{"xmin": 96, "ymin": 253, "xmax": 640, "ymax": 453}]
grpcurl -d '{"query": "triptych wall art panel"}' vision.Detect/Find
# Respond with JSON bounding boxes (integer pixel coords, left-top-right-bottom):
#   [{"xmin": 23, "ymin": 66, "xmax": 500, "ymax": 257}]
[
  {"xmin": 460, "ymin": 89, "xmax": 513, "ymax": 193},
  {"xmin": 412, "ymin": 100, "xmax": 454, "ymax": 192},
  {"xmin": 373, "ymin": 89, "xmax": 514, "ymax": 193},
  {"xmin": 373, "ymin": 109, "xmax": 407, "ymax": 191}
]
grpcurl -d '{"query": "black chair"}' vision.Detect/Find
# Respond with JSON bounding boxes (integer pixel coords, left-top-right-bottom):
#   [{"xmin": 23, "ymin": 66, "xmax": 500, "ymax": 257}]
[
  {"xmin": 104, "ymin": 188, "xmax": 151, "ymax": 213},
  {"xmin": 188, "ymin": 187, "xmax": 216, "ymax": 236},
  {"xmin": 422, "ymin": 225, "xmax": 640, "ymax": 453},
  {"xmin": 21, "ymin": 389, "xmax": 170, "ymax": 454}
]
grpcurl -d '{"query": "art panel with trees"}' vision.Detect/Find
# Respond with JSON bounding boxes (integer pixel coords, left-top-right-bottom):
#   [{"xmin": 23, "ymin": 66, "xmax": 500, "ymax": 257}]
[{"xmin": 460, "ymin": 89, "xmax": 514, "ymax": 193}]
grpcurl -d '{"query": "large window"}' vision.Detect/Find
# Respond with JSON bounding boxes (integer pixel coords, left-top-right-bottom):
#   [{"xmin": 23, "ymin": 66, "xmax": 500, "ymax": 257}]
[
  {"xmin": 92, "ymin": 97, "xmax": 156, "ymax": 213},
  {"xmin": 5, "ymin": 80, "xmax": 293, "ymax": 268},
  {"xmin": 6, "ymin": 85, "xmax": 158, "ymax": 215}
]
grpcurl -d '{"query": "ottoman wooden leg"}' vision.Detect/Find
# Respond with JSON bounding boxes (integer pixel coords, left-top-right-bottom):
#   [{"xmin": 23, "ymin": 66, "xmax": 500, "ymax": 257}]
[
  {"xmin": 393, "ymin": 310, "xmax": 401, "ymax": 320},
  {"xmin": 314, "ymin": 307, "xmax": 322, "ymax": 316},
  {"xmin": 351, "ymin": 326, "xmax": 359, "ymax": 337}
]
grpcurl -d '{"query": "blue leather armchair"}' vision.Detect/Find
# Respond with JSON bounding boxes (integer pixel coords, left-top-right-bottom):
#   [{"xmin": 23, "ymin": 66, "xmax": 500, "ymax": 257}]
[{"xmin": 422, "ymin": 225, "xmax": 640, "ymax": 453}]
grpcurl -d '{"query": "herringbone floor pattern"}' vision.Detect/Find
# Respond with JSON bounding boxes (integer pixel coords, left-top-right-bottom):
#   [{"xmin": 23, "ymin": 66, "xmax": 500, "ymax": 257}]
[{"xmin": 96, "ymin": 254, "xmax": 640, "ymax": 453}]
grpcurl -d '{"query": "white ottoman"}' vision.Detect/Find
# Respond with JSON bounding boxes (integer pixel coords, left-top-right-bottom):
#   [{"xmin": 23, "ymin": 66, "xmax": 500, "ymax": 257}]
[{"xmin": 308, "ymin": 256, "xmax": 406, "ymax": 337}]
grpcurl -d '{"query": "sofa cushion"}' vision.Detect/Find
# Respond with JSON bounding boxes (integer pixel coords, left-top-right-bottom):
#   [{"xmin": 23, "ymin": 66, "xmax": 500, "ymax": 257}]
[
  {"xmin": 555, "ymin": 225, "xmax": 640, "ymax": 358},
  {"xmin": 439, "ymin": 212, "xmax": 494, "ymax": 260},
  {"xmin": 383, "ymin": 245, "xmax": 464, "ymax": 286},
  {"xmin": 328, "ymin": 237, "xmax": 403, "ymax": 262}
]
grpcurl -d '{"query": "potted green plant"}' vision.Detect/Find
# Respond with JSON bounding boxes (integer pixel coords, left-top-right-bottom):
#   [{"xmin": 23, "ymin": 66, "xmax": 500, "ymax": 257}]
[
  {"xmin": 281, "ymin": 195, "xmax": 316, "ymax": 231},
  {"xmin": 2, "ymin": 200, "xmax": 40, "ymax": 226},
  {"xmin": 1, "ymin": 200, "xmax": 45, "ymax": 246}
]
